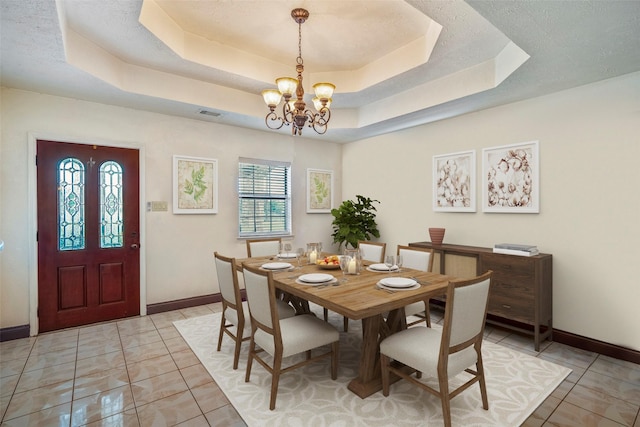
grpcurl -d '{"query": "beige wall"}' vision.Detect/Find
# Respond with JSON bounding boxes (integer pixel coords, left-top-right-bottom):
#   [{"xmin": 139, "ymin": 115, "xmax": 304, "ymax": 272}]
[
  {"xmin": 0, "ymin": 88, "xmax": 342, "ymax": 329},
  {"xmin": 342, "ymin": 71, "xmax": 640, "ymax": 351},
  {"xmin": 1, "ymin": 71, "xmax": 639, "ymax": 351}
]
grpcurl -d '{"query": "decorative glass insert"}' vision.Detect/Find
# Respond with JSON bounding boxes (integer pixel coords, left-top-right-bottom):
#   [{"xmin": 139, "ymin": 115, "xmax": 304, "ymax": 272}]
[
  {"xmin": 58, "ymin": 158, "xmax": 86, "ymax": 250},
  {"xmin": 100, "ymin": 161, "xmax": 124, "ymax": 248}
]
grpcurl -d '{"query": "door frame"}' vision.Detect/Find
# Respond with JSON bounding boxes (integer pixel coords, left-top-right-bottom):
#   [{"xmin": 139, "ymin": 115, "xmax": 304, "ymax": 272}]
[{"xmin": 27, "ymin": 132, "xmax": 147, "ymax": 335}]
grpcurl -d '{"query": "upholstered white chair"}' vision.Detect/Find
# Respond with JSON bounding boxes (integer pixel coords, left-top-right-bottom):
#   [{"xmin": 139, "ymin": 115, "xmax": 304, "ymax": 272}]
[
  {"xmin": 380, "ymin": 271, "xmax": 492, "ymax": 427},
  {"xmin": 242, "ymin": 263, "xmax": 340, "ymax": 410},
  {"xmin": 397, "ymin": 245, "xmax": 434, "ymax": 327},
  {"xmin": 246, "ymin": 238, "xmax": 281, "ymax": 257},
  {"xmin": 214, "ymin": 252, "xmax": 295, "ymax": 369},
  {"xmin": 358, "ymin": 240, "xmax": 386, "ymax": 263}
]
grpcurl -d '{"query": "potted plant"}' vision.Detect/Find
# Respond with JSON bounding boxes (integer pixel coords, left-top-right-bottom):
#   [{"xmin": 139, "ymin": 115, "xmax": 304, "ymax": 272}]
[{"xmin": 330, "ymin": 195, "xmax": 380, "ymax": 249}]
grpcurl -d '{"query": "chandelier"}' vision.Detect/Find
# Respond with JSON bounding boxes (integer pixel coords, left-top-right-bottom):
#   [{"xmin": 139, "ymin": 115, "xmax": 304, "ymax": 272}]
[{"xmin": 261, "ymin": 8, "xmax": 335, "ymax": 136}]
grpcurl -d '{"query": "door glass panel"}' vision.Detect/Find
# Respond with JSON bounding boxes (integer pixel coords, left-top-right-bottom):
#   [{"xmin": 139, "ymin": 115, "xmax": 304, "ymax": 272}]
[
  {"xmin": 100, "ymin": 161, "xmax": 124, "ymax": 248},
  {"xmin": 58, "ymin": 158, "xmax": 85, "ymax": 251}
]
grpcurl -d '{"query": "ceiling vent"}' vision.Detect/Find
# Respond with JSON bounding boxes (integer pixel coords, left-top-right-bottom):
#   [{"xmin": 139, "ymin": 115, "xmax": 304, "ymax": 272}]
[{"xmin": 199, "ymin": 109, "xmax": 221, "ymax": 117}]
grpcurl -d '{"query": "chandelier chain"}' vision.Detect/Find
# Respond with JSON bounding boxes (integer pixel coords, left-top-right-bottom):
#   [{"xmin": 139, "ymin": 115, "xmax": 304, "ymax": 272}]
[{"xmin": 297, "ymin": 20, "xmax": 303, "ymax": 65}]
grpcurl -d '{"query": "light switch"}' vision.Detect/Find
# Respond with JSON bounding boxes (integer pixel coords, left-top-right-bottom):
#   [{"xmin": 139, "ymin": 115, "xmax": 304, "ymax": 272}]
[{"xmin": 150, "ymin": 201, "xmax": 168, "ymax": 211}]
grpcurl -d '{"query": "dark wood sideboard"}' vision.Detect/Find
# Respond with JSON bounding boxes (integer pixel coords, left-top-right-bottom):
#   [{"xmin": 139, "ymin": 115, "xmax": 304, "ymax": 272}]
[{"xmin": 409, "ymin": 242, "xmax": 552, "ymax": 351}]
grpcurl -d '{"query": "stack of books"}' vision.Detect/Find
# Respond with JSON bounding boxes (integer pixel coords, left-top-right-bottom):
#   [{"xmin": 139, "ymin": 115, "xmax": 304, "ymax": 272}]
[{"xmin": 493, "ymin": 243, "xmax": 539, "ymax": 257}]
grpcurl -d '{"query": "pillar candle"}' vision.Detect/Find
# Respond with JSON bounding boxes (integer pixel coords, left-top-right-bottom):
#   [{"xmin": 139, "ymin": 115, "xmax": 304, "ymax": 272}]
[
  {"xmin": 309, "ymin": 250, "xmax": 317, "ymax": 264},
  {"xmin": 348, "ymin": 258, "xmax": 357, "ymax": 274}
]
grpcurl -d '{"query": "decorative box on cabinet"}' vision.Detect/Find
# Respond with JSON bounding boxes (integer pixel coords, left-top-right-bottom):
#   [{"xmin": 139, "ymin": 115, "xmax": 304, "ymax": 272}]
[{"xmin": 409, "ymin": 242, "xmax": 552, "ymax": 351}]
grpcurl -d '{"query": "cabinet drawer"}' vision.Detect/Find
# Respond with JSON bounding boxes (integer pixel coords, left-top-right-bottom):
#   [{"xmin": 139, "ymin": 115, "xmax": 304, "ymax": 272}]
[
  {"xmin": 480, "ymin": 253, "xmax": 534, "ymax": 276},
  {"xmin": 488, "ymin": 280, "xmax": 534, "ymax": 322}
]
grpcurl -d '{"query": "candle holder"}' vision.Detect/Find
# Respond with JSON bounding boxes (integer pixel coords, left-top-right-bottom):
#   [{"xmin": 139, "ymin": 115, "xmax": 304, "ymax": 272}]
[
  {"xmin": 307, "ymin": 243, "xmax": 319, "ymax": 265},
  {"xmin": 344, "ymin": 248, "xmax": 362, "ymax": 274}
]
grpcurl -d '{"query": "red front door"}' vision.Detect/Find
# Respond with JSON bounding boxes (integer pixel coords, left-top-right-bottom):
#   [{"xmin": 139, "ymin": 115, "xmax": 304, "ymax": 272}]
[{"xmin": 37, "ymin": 140, "xmax": 140, "ymax": 332}]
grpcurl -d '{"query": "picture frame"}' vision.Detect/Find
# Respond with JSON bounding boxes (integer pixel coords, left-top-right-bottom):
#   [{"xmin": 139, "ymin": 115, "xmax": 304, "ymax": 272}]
[
  {"xmin": 173, "ymin": 155, "xmax": 218, "ymax": 214},
  {"xmin": 482, "ymin": 141, "xmax": 539, "ymax": 213},
  {"xmin": 433, "ymin": 150, "xmax": 476, "ymax": 212},
  {"xmin": 306, "ymin": 168, "xmax": 333, "ymax": 213}
]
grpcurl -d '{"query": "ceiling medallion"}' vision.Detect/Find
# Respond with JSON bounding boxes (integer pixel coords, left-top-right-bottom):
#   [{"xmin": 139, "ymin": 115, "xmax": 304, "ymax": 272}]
[{"xmin": 261, "ymin": 8, "xmax": 335, "ymax": 136}]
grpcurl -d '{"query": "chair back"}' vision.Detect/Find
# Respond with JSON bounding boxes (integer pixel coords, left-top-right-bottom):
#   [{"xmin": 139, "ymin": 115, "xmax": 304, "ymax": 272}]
[
  {"xmin": 242, "ymin": 264, "xmax": 278, "ymax": 332},
  {"xmin": 442, "ymin": 271, "xmax": 492, "ymax": 350},
  {"xmin": 214, "ymin": 252, "xmax": 241, "ymax": 308},
  {"xmin": 397, "ymin": 245, "xmax": 433, "ymax": 272},
  {"xmin": 358, "ymin": 241, "xmax": 386, "ymax": 263},
  {"xmin": 246, "ymin": 238, "xmax": 281, "ymax": 257}
]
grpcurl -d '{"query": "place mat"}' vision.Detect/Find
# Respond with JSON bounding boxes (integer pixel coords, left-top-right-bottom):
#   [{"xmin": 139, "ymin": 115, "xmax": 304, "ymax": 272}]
[
  {"xmin": 379, "ymin": 277, "xmax": 417, "ymax": 288},
  {"xmin": 367, "ymin": 263, "xmax": 398, "ymax": 272},
  {"xmin": 297, "ymin": 273, "xmax": 334, "ymax": 283},
  {"xmin": 261, "ymin": 262, "xmax": 293, "ymax": 271},
  {"xmin": 296, "ymin": 277, "xmax": 338, "ymax": 286},
  {"xmin": 277, "ymin": 253, "xmax": 297, "ymax": 259},
  {"xmin": 377, "ymin": 281, "xmax": 420, "ymax": 291}
]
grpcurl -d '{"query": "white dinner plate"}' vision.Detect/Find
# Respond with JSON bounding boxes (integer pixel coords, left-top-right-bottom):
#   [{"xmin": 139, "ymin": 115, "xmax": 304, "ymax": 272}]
[
  {"xmin": 261, "ymin": 262, "xmax": 293, "ymax": 270},
  {"xmin": 376, "ymin": 282, "xmax": 421, "ymax": 291},
  {"xmin": 296, "ymin": 277, "xmax": 338, "ymax": 286},
  {"xmin": 277, "ymin": 252, "xmax": 297, "ymax": 259},
  {"xmin": 298, "ymin": 273, "xmax": 334, "ymax": 283},
  {"xmin": 368, "ymin": 263, "xmax": 398, "ymax": 272},
  {"xmin": 379, "ymin": 277, "xmax": 417, "ymax": 288}
]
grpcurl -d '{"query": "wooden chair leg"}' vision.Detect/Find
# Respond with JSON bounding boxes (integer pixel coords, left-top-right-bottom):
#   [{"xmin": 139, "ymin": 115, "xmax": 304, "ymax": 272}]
[
  {"xmin": 331, "ymin": 341, "xmax": 339, "ymax": 380},
  {"xmin": 438, "ymin": 374, "xmax": 452, "ymax": 427},
  {"xmin": 343, "ymin": 316, "xmax": 349, "ymax": 332},
  {"xmin": 245, "ymin": 339, "xmax": 255, "ymax": 383},
  {"xmin": 232, "ymin": 332, "xmax": 242, "ymax": 370},
  {"xmin": 269, "ymin": 352, "xmax": 283, "ymax": 410},
  {"xmin": 477, "ymin": 356, "xmax": 489, "ymax": 410},
  {"xmin": 380, "ymin": 354, "xmax": 391, "ymax": 396},
  {"xmin": 323, "ymin": 307, "xmax": 329, "ymax": 321},
  {"xmin": 425, "ymin": 303, "xmax": 432, "ymax": 328},
  {"xmin": 217, "ymin": 314, "xmax": 225, "ymax": 351}
]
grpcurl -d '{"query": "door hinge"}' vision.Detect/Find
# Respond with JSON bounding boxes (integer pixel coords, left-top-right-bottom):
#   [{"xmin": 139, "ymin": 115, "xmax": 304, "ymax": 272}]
[{"xmin": 35, "ymin": 155, "xmax": 38, "ymax": 166}]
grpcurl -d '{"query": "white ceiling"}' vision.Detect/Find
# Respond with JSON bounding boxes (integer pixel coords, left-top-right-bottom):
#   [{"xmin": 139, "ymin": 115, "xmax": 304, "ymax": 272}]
[{"xmin": 1, "ymin": 0, "xmax": 639, "ymax": 143}]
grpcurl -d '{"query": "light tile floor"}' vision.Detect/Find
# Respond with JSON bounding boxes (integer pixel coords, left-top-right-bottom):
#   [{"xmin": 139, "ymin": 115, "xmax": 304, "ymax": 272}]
[{"xmin": 1, "ymin": 303, "xmax": 639, "ymax": 426}]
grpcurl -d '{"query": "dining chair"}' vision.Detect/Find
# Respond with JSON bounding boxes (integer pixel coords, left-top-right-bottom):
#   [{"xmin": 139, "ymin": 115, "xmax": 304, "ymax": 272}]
[
  {"xmin": 242, "ymin": 263, "xmax": 340, "ymax": 410},
  {"xmin": 246, "ymin": 237, "xmax": 282, "ymax": 257},
  {"xmin": 214, "ymin": 252, "xmax": 295, "ymax": 370},
  {"xmin": 397, "ymin": 245, "xmax": 434, "ymax": 327},
  {"xmin": 358, "ymin": 240, "xmax": 386, "ymax": 263},
  {"xmin": 380, "ymin": 271, "xmax": 493, "ymax": 427}
]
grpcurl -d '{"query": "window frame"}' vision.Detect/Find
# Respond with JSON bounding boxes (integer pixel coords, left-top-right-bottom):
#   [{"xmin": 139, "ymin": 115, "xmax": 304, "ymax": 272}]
[{"xmin": 237, "ymin": 157, "xmax": 292, "ymax": 238}]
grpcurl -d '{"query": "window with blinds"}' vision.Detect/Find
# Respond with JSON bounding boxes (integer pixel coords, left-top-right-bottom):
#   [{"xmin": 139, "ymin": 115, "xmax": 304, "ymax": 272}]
[{"xmin": 238, "ymin": 158, "xmax": 291, "ymax": 237}]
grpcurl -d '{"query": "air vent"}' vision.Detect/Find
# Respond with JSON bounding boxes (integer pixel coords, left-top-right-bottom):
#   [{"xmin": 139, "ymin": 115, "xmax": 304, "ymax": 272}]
[{"xmin": 199, "ymin": 109, "xmax": 221, "ymax": 117}]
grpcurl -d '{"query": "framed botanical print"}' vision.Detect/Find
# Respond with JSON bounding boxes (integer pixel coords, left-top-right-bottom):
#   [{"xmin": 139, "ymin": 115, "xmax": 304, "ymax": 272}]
[
  {"xmin": 173, "ymin": 155, "xmax": 218, "ymax": 214},
  {"xmin": 433, "ymin": 150, "xmax": 476, "ymax": 212},
  {"xmin": 306, "ymin": 168, "xmax": 333, "ymax": 213},
  {"xmin": 482, "ymin": 141, "xmax": 539, "ymax": 213}
]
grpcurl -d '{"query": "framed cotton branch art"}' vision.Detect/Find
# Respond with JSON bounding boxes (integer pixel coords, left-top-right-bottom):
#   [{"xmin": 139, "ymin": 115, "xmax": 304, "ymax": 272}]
[
  {"xmin": 307, "ymin": 168, "xmax": 333, "ymax": 213},
  {"xmin": 482, "ymin": 141, "xmax": 539, "ymax": 213},
  {"xmin": 433, "ymin": 150, "xmax": 476, "ymax": 212},
  {"xmin": 173, "ymin": 155, "xmax": 218, "ymax": 214}
]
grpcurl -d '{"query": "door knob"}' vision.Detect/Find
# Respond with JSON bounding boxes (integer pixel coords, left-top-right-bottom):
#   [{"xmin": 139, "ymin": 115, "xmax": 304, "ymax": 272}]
[{"xmin": 131, "ymin": 243, "xmax": 140, "ymax": 249}]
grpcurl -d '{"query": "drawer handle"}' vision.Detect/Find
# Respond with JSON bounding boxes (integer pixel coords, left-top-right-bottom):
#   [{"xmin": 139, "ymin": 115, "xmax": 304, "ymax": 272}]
[{"xmin": 502, "ymin": 304, "xmax": 511, "ymax": 309}]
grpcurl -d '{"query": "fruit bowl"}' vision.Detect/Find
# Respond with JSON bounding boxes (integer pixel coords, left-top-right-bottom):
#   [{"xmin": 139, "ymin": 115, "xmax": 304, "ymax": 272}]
[
  {"xmin": 316, "ymin": 255, "xmax": 340, "ymax": 270},
  {"xmin": 317, "ymin": 263, "xmax": 340, "ymax": 270}
]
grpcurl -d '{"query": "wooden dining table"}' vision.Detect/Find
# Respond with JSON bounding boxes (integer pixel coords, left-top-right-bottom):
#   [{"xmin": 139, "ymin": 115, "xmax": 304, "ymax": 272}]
[{"xmin": 237, "ymin": 255, "xmax": 452, "ymax": 398}]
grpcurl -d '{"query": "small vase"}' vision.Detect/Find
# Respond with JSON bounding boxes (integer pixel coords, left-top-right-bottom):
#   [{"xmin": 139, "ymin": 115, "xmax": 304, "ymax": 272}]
[{"xmin": 428, "ymin": 228, "xmax": 446, "ymax": 245}]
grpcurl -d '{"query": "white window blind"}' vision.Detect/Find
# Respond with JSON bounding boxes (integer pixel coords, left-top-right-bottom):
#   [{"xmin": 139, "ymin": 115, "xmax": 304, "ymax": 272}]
[{"xmin": 238, "ymin": 158, "xmax": 291, "ymax": 237}]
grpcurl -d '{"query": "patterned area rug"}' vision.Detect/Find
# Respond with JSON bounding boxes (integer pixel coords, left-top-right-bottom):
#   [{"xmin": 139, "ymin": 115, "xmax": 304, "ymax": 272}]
[{"xmin": 174, "ymin": 306, "xmax": 570, "ymax": 426}]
